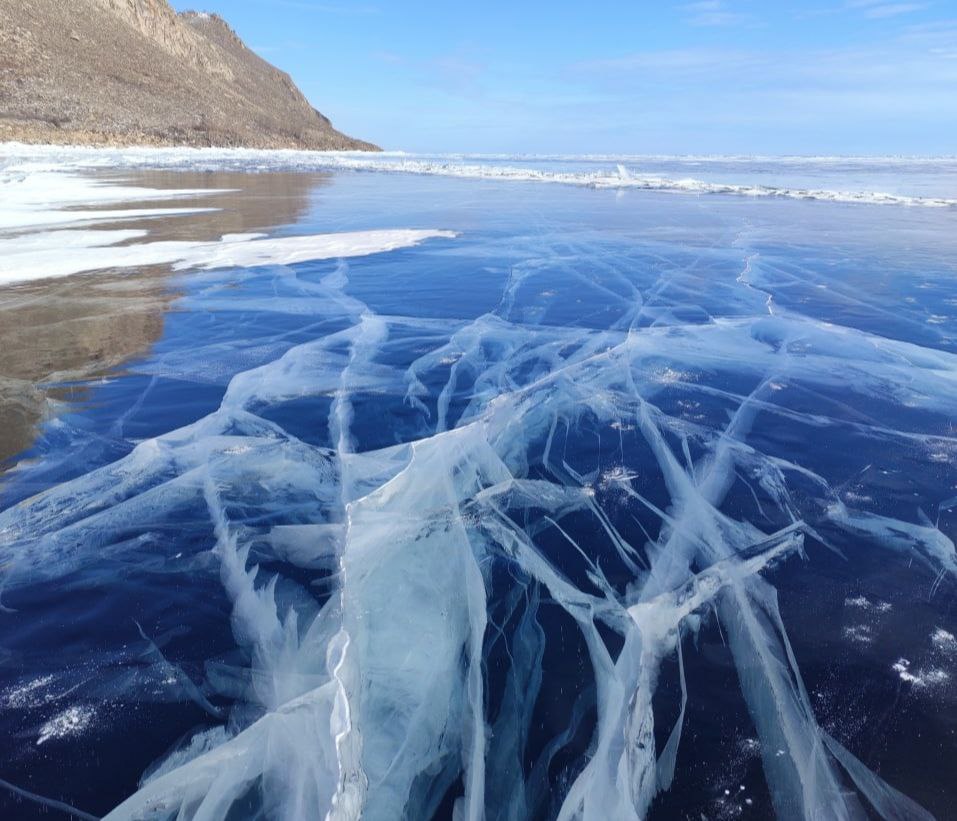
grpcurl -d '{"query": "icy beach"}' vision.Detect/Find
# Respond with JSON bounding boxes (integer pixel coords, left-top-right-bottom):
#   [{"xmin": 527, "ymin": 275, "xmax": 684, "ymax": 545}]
[{"xmin": 0, "ymin": 148, "xmax": 956, "ymax": 820}]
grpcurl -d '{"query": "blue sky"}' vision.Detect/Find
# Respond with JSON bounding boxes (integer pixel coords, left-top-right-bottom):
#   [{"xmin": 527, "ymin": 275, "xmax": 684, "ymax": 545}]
[{"xmin": 170, "ymin": 1, "xmax": 957, "ymax": 155}]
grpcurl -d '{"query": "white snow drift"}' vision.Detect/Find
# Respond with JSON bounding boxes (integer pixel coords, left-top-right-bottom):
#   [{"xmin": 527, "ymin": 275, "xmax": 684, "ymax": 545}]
[
  {"xmin": 0, "ymin": 228, "xmax": 457, "ymax": 283},
  {"xmin": 0, "ymin": 164, "xmax": 455, "ymax": 284}
]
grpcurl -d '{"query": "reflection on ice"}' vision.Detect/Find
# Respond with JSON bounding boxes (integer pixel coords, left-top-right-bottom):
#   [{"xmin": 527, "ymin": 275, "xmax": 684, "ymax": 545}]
[{"xmin": 0, "ymin": 166, "xmax": 955, "ymax": 820}]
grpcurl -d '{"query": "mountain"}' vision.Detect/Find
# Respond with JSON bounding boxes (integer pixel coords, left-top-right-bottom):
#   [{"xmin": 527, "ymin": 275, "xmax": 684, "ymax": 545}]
[{"xmin": 0, "ymin": 0, "xmax": 378, "ymax": 150}]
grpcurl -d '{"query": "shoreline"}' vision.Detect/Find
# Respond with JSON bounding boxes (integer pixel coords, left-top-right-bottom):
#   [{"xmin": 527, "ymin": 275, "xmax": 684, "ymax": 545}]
[
  {"xmin": 0, "ymin": 129, "xmax": 383, "ymax": 153},
  {"xmin": 4, "ymin": 143, "xmax": 955, "ymax": 208}
]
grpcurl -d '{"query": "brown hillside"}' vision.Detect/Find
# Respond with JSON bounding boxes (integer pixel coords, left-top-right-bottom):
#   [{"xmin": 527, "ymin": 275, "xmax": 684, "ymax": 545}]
[{"xmin": 0, "ymin": 0, "xmax": 378, "ymax": 150}]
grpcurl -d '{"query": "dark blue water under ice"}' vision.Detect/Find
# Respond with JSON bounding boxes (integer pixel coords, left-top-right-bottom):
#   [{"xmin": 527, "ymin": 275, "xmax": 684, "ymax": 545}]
[{"xmin": 1, "ymin": 169, "xmax": 956, "ymax": 820}]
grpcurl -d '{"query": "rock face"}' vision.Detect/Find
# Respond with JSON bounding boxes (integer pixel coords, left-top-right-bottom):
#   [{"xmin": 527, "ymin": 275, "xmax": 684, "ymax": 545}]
[{"xmin": 0, "ymin": 0, "xmax": 378, "ymax": 150}]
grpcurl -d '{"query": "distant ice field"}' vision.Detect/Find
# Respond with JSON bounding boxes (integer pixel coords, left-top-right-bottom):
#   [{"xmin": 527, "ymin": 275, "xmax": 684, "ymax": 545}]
[
  {"xmin": 0, "ymin": 150, "xmax": 955, "ymax": 820},
  {"xmin": 4, "ymin": 143, "xmax": 957, "ymax": 207}
]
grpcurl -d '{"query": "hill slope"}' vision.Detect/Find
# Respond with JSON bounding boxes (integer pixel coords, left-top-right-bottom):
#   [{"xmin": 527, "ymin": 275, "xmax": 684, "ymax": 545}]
[{"xmin": 0, "ymin": 0, "xmax": 378, "ymax": 150}]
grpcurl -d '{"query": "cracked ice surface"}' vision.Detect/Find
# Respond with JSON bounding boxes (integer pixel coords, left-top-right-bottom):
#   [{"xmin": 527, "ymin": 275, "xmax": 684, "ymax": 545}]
[{"xmin": 1, "ymin": 166, "xmax": 956, "ymax": 820}]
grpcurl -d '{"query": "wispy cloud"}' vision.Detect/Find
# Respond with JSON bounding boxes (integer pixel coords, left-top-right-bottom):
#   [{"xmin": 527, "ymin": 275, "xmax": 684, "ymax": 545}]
[
  {"xmin": 269, "ymin": 1, "xmax": 380, "ymax": 14},
  {"xmin": 680, "ymin": 1, "xmax": 750, "ymax": 27},
  {"xmin": 576, "ymin": 48, "xmax": 761, "ymax": 82},
  {"xmin": 569, "ymin": 35, "xmax": 957, "ymax": 119},
  {"xmin": 902, "ymin": 17, "xmax": 957, "ymax": 33},
  {"xmin": 373, "ymin": 50, "xmax": 488, "ymax": 96},
  {"xmin": 847, "ymin": 0, "xmax": 929, "ymax": 19}
]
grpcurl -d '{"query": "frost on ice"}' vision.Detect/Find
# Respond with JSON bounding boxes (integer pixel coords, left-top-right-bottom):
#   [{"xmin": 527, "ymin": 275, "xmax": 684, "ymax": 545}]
[{"xmin": 0, "ymin": 164, "xmax": 954, "ymax": 820}]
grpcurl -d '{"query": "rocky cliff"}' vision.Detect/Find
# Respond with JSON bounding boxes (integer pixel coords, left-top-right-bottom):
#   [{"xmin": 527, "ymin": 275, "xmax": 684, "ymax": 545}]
[{"xmin": 0, "ymin": 0, "xmax": 378, "ymax": 150}]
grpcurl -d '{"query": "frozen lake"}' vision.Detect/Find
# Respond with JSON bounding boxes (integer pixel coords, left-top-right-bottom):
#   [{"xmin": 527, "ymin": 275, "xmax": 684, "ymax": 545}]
[{"xmin": 0, "ymin": 150, "xmax": 956, "ymax": 820}]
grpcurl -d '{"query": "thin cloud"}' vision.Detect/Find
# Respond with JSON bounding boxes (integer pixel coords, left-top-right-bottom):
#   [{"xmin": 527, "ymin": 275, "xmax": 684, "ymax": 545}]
[
  {"xmin": 373, "ymin": 49, "xmax": 488, "ymax": 96},
  {"xmin": 269, "ymin": 1, "xmax": 380, "ymax": 14},
  {"xmin": 847, "ymin": 0, "xmax": 929, "ymax": 19},
  {"xmin": 680, "ymin": 1, "xmax": 750, "ymax": 27},
  {"xmin": 569, "ymin": 35, "xmax": 957, "ymax": 113},
  {"xmin": 573, "ymin": 48, "xmax": 764, "ymax": 87}
]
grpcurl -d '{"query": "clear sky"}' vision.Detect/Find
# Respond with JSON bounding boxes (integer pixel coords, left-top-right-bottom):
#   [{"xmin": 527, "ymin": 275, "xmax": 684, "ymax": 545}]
[{"xmin": 170, "ymin": 1, "xmax": 957, "ymax": 155}]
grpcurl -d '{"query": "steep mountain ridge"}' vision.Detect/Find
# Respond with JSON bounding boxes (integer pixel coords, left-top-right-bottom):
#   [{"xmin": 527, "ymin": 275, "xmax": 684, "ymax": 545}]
[{"xmin": 0, "ymin": 0, "xmax": 378, "ymax": 150}]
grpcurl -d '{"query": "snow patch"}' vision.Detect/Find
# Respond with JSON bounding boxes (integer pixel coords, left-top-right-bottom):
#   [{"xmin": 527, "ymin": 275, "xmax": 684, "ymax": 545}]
[
  {"xmin": 844, "ymin": 595, "xmax": 891, "ymax": 612},
  {"xmin": 932, "ymin": 627, "xmax": 956, "ymax": 652},
  {"xmin": 0, "ymin": 164, "xmax": 456, "ymax": 285},
  {"xmin": 36, "ymin": 706, "xmax": 94, "ymax": 745},
  {"xmin": 892, "ymin": 658, "xmax": 950, "ymax": 688},
  {"xmin": 0, "ymin": 171, "xmax": 223, "ymax": 231},
  {"xmin": 0, "ymin": 227, "xmax": 457, "ymax": 283},
  {"xmin": 3, "ymin": 675, "xmax": 56, "ymax": 709},
  {"xmin": 843, "ymin": 625, "xmax": 874, "ymax": 645}
]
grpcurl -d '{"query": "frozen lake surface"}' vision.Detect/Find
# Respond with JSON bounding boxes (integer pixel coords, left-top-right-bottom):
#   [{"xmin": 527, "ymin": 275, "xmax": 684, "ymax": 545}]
[{"xmin": 0, "ymin": 149, "xmax": 956, "ymax": 820}]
